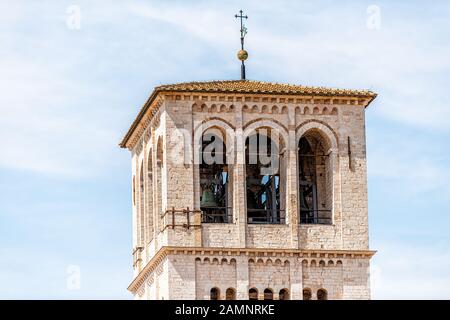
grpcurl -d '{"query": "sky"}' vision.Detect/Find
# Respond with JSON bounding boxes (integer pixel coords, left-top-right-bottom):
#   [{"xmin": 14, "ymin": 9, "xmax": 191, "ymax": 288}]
[{"xmin": 0, "ymin": 0, "xmax": 449, "ymax": 299}]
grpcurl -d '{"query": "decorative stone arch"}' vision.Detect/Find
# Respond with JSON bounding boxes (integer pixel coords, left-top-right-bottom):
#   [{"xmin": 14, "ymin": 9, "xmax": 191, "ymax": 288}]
[
  {"xmin": 249, "ymin": 287, "xmax": 258, "ymax": 300},
  {"xmin": 226, "ymin": 288, "xmax": 236, "ymax": 300},
  {"xmin": 271, "ymin": 105, "xmax": 279, "ymax": 114},
  {"xmin": 303, "ymin": 288, "xmax": 312, "ymax": 300},
  {"xmin": 210, "ymin": 287, "xmax": 220, "ymax": 300},
  {"xmin": 303, "ymin": 106, "xmax": 310, "ymax": 115},
  {"xmin": 155, "ymin": 135, "xmax": 164, "ymax": 219},
  {"xmin": 296, "ymin": 120, "xmax": 338, "ymax": 151},
  {"xmin": 296, "ymin": 120, "xmax": 340, "ymax": 226},
  {"xmin": 145, "ymin": 146, "xmax": 154, "ymax": 243},
  {"xmin": 242, "ymin": 119, "xmax": 289, "ymax": 225},
  {"xmin": 192, "ymin": 103, "xmax": 200, "ymax": 112},
  {"xmin": 194, "ymin": 118, "xmax": 236, "ymax": 219},
  {"xmin": 243, "ymin": 118, "xmax": 289, "ymax": 147},
  {"xmin": 195, "ymin": 117, "xmax": 236, "ymax": 156},
  {"xmin": 138, "ymin": 161, "xmax": 145, "ymax": 246},
  {"xmin": 279, "ymin": 288, "xmax": 290, "ymax": 300},
  {"xmin": 263, "ymin": 288, "xmax": 274, "ymax": 300},
  {"xmin": 132, "ymin": 175, "xmax": 136, "ymax": 206},
  {"xmin": 317, "ymin": 288, "xmax": 328, "ymax": 300},
  {"xmin": 313, "ymin": 106, "xmax": 320, "ymax": 115}
]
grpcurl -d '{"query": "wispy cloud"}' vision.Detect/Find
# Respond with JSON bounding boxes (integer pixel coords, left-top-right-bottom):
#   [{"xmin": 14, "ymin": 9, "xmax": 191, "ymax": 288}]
[
  {"xmin": 372, "ymin": 242, "xmax": 450, "ymax": 299},
  {"xmin": 0, "ymin": 0, "xmax": 449, "ymax": 299}
]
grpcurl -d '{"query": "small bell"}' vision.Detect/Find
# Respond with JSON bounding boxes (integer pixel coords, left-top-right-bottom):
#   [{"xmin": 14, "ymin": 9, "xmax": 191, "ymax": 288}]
[{"xmin": 200, "ymin": 188, "xmax": 217, "ymax": 207}]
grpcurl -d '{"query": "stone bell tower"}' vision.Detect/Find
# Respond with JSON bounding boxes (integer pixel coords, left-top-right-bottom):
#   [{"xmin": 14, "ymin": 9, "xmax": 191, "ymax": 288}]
[{"xmin": 119, "ymin": 79, "xmax": 377, "ymax": 300}]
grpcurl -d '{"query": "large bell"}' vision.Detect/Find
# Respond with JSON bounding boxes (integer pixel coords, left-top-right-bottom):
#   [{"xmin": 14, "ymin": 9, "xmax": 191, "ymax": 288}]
[{"xmin": 200, "ymin": 188, "xmax": 217, "ymax": 207}]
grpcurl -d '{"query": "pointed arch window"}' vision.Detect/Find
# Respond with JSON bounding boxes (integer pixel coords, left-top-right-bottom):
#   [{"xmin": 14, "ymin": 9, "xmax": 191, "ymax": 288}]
[
  {"xmin": 245, "ymin": 130, "xmax": 286, "ymax": 224},
  {"xmin": 138, "ymin": 162, "xmax": 145, "ymax": 245},
  {"xmin": 146, "ymin": 150, "xmax": 154, "ymax": 242},
  {"xmin": 298, "ymin": 131, "xmax": 332, "ymax": 225},
  {"xmin": 200, "ymin": 129, "xmax": 232, "ymax": 223}
]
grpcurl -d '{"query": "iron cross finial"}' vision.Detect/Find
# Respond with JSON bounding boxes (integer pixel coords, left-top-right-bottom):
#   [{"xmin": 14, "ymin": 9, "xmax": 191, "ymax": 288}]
[
  {"xmin": 235, "ymin": 10, "xmax": 248, "ymax": 42},
  {"xmin": 235, "ymin": 10, "xmax": 249, "ymax": 80}
]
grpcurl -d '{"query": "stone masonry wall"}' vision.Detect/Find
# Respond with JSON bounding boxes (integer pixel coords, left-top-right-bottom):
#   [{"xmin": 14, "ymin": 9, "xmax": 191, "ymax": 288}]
[
  {"xmin": 132, "ymin": 252, "xmax": 371, "ymax": 300},
  {"xmin": 129, "ymin": 92, "xmax": 373, "ymax": 299}
]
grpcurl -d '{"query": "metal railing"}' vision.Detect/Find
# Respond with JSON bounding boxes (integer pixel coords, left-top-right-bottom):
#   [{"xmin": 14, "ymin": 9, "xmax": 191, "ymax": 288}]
[
  {"xmin": 201, "ymin": 207, "xmax": 233, "ymax": 223},
  {"xmin": 300, "ymin": 210, "xmax": 332, "ymax": 225},
  {"xmin": 247, "ymin": 209, "xmax": 286, "ymax": 224}
]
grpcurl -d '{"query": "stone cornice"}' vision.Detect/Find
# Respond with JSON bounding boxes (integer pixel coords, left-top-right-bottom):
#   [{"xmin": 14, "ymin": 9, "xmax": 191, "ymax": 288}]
[
  {"xmin": 128, "ymin": 246, "xmax": 376, "ymax": 293},
  {"xmin": 119, "ymin": 89, "xmax": 376, "ymax": 150}
]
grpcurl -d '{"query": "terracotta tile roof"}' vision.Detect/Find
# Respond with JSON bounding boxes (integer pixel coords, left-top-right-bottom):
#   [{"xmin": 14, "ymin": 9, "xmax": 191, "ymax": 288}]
[
  {"xmin": 119, "ymin": 80, "xmax": 377, "ymax": 148},
  {"xmin": 155, "ymin": 80, "xmax": 376, "ymax": 97}
]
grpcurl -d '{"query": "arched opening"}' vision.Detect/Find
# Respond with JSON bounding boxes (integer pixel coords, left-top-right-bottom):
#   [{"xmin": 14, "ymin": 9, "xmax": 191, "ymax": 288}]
[
  {"xmin": 263, "ymin": 288, "xmax": 273, "ymax": 300},
  {"xmin": 200, "ymin": 128, "xmax": 232, "ymax": 223},
  {"xmin": 298, "ymin": 130, "xmax": 332, "ymax": 224},
  {"xmin": 279, "ymin": 288, "xmax": 289, "ymax": 300},
  {"xmin": 249, "ymin": 288, "xmax": 258, "ymax": 300},
  {"xmin": 245, "ymin": 129, "xmax": 286, "ymax": 224},
  {"xmin": 226, "ymin": 288, "xmax": 236, "ymax": 300},
  {"xmin": 303, "ymin": 288, "xmax": 312, "ymax": 300},
  {"xmin": 210, "ymin": 287, "xmax": 220, "ymax": 300},
  {"xmin": 156, "ymin": 137, "xmax": 164, "ymax": 219},
  {"xmin": 317, "ymin": 288, "xmax": 328, "ymax": 300},
  {"xmin": 146, "ymin": 150, "xmax": 154, "ymax": 242},
  {"xmin": 132, "ymin": 176, "xmax": 136, "ymax": 206},
  {"xmin": 139, "ymin": 162, "xmax": 145, "ymax": 245}
]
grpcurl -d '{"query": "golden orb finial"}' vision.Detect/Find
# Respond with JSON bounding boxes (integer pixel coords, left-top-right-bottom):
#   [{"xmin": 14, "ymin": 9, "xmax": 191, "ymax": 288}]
[{"xmin": 237, "ymin": 49, "xmax": 248, "ymax": 61}]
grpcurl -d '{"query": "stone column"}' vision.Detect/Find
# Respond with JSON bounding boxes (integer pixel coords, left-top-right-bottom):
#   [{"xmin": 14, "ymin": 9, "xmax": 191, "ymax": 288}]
[
  {"xmin": 234, "ymin": 104, "xmax": 247, "ymax": 248},
  {"xmin": 236, "ymin": 255, "xmax": 249, "ymax": 300},
  {"xmin": 290, "ymin": 257, "xmax": 303, "ymax": 299},
  {"xmin": 287, "ymin": 107, "xmax": 299, "ymax": 248}
]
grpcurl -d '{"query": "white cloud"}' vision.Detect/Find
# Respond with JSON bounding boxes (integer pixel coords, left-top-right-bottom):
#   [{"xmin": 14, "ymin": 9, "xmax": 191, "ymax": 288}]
[
  {"xmin": 371, "ymin": 242, "xmax": 450, "ymax": 299},
  {"xmin": 128, "ymin": 1, "xmax": 450, "ymax": 130}
]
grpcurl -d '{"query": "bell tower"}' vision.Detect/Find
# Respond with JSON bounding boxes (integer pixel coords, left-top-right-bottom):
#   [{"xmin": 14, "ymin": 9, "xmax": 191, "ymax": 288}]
[{"xmin": 120, "ymin": 80, "xmax": 377, "ymax": 300}]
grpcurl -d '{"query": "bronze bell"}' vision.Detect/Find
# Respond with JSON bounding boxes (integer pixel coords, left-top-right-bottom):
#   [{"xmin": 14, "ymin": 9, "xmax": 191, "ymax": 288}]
[{"xmin": 200, "ymin": 188, "xmax": 217, "ymax": 207}]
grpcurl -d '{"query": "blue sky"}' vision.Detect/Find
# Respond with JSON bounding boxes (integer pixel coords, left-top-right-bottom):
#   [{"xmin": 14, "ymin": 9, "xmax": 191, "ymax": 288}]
[{"xmin": 1, "ymin": 0, "xmax": 449, "ymax": 299}]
